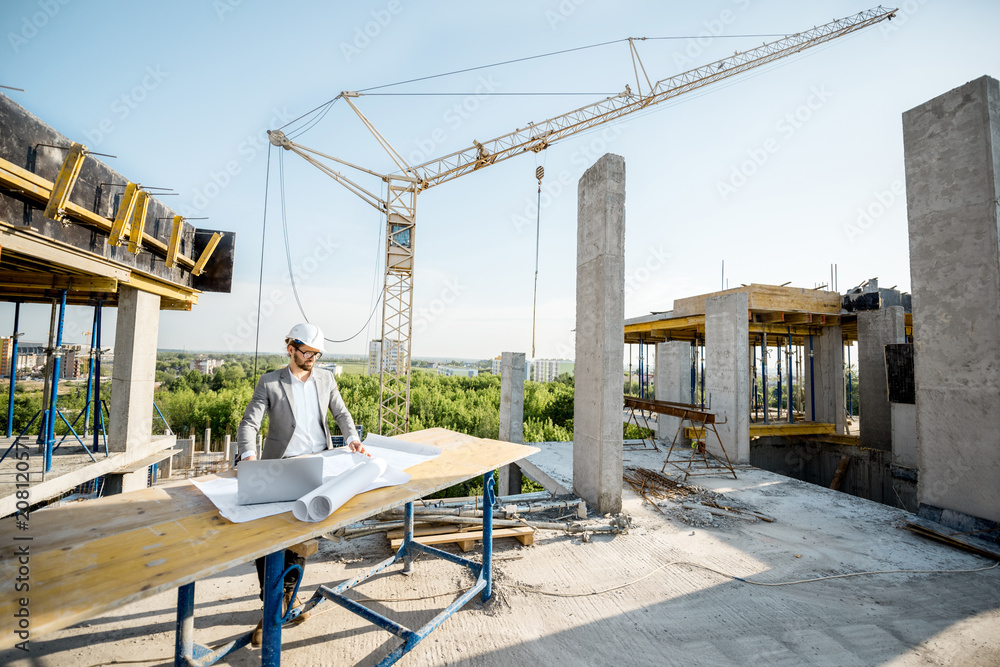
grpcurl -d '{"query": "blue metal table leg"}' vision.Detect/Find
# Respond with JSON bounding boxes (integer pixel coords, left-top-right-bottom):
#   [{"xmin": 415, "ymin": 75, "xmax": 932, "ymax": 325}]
[
  {"xmin": 481, "ymin": 471, "xmax": 495, "ymax": 602},
  {"xmin": 261, "ymin": 550, "xmax": 284, "ymax": 667},
  {"xmin": 175, "ymin": 582, "xmax": 195, "ymax": 667}
]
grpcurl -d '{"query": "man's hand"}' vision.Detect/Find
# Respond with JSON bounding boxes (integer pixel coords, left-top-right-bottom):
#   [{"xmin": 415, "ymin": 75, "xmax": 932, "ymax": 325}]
[{"xmin": 347, "ymin": 439, "xmax": 370, "ymax": 457}]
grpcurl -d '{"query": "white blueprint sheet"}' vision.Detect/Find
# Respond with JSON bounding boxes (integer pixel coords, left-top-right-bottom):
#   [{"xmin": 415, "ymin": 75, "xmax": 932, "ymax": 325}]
[{"xmin": 191, "ymin": 434, "xmax": 441, "ymax": 524}]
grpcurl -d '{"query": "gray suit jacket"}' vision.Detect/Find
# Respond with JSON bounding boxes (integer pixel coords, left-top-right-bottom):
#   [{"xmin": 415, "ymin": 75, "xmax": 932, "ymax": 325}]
[{"xmin": 237, "ymin": 366, "xmax": 359, "ymax": 460}]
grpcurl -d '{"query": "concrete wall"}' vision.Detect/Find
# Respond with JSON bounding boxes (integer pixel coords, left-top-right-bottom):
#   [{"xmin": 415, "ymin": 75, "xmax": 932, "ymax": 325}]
[
  {"xmin": 108, "ymin": 286, "xmax": 160, "ymax": 454},
  {"xmin": 704, "ymin": 293, "xmax": 750, "ymax": 464},
  {"xmin": 655, "ymin": 341, "xmax": 691, "ymax": 445},
  {"xmin": 802, "ymin": 325, "xmax": 846, "ymax": 433},
  {"xmin": 573, "ymin": 153, "xmax": 625, "ymax": 514},
  {"xmin": 903, "ymin": 75, "xmax": 1000, "ymax": 524},
  {"xmin": 750, "ymin": 437, "xmax": 916, "ymax": 512},
  {"xmin": 892, "ymin": 403, "xmax": 918, "ymax": 470},
  {"xmin": 858, "ymin": 307, "xmax": 906, "ymax": 450}
]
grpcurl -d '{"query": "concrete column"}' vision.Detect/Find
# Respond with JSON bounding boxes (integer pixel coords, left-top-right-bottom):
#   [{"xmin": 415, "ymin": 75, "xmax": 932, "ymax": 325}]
[
  {"xmin": 224, "ymin": 434, "xmax": 233, "ymax": 468},
  {"xmin": 573, "ymin": 153, "xmax": 625, "ymax": 514},
  {"xmin": 108, "ymin": 286, "xmax": 160, "ymax": 454},
  {"xmin": 203, "ymin": 426, "xmax": 211, "ymax": 454},
  {"xmin": 904, "ymin": 75, "xmax": 1000, "ymax": 524},
  {"xmin": 655, "ymin": 341, "xmax": 692, "ymax": 445},
  {"xmin": 803, "ymin": 325, "xmax": 846, "ymax": 434},
  {"xmin": 704, "ymin": 293, "xmax": 750, "ymax": 464},
  {"xmin": 858, "ymin": 307, "xmax": 906, "ymax": 450},
  {"xmin": 498, "ymin": 352, "xmax": 526, "ymax": 496}
]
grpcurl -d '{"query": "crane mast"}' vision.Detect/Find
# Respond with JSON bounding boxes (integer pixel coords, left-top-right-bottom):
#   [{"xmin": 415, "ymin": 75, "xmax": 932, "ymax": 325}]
[{"xmin": 268, "ymin": 6, "xmax": 896, "ymax": 437}]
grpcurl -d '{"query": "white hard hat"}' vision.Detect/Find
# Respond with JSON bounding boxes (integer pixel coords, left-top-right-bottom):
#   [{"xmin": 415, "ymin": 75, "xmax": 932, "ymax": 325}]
[{"xmin": 286, "ymin": 322, "xmax": 326, "ymax": 353}]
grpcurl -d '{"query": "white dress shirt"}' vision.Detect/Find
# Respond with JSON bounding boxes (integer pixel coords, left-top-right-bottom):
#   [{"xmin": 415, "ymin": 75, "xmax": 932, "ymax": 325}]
[{"xmin": 282, "ymin": 372, "xmax": 328, "ymax": 458}]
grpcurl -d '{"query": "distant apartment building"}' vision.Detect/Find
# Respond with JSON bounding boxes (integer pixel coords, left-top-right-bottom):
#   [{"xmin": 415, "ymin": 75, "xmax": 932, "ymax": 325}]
[
  {"xmin": 368, "ymin": 339, "xmax": 403, "ymax": 376},
  {"xmin": 532, "ymin": 358, "xmax": 574, "ymax": 383},
  {"xmin": 190, "ymin": 357, "xmax": 221, "ymax": 374},
  {"xmin": 437, "ymin": 365, "xmax": 478, "ymax": 378},
  {"xmin": 318, "ymin": 362, "xmax": 343, "ymax": 377},
  {"xmin": 60, "ymin": 344, "xmax": 83, "ymax": 380},
  {"xmin": 1, "ymin": 338, "xmax": 47, "ymax": 378},
  {"xmin": 491, "ymin": 355, "xmax": 502, "ymax": 375}
]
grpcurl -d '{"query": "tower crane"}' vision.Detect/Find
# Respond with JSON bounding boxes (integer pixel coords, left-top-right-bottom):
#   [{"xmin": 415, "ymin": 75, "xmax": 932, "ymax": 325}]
[{"xmin": 268, "ymin": 6, "xmax": 896, "ymax": 436}]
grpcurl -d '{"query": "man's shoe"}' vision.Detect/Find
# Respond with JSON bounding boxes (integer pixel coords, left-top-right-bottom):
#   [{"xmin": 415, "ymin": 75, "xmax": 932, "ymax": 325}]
[
  {"xmin": 250, "ymin": 618, "xmax": 263, "ymax": 648},
  {"xmin": 284, "ymin": 591, "xmax": 310, "ymax": 625}
]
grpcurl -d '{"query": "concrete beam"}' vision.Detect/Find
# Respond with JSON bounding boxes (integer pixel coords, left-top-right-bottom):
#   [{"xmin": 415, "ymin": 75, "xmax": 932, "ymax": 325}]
[
  {"xmin": 904, "ymin": 75, "xmax": 1000, "ymax": 524},
  {"xmin": 704, "ymin": 293, "xmax": 750, "ymax": 463},
  {"xmin": 108, "ymin": 286, "xmax": 160, "ymax": 457},
  {"xmin": 573, "ymin": 153, "xmax": 625, "ymax": 514}
]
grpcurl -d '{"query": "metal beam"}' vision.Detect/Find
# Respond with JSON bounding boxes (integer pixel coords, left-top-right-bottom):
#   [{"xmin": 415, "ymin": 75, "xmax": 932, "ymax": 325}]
[{"xmin": 43, "ymin": 142, "xmax": 87, "ymax": 223}]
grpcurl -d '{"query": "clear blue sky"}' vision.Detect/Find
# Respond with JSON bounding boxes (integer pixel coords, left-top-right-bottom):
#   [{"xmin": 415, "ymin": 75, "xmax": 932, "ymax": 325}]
[{"xmin": 2, "ymin": 1, "xmax": 998, "ymax": 359}]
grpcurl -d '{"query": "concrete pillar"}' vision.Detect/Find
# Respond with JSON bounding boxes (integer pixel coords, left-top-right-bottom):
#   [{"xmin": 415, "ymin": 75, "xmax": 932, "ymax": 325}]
[
  {"xmin": 224, "ymin": 434, "xmax": 233, "ymax": 468},
  {"xmin": 704, "ymin": 293, "xmax": 750, "ymax": 464},
  {"xmin": 573, "ymin": 153, "xmax": 625, "ymax": 514},
  {"xmin": 655, "ymin": 341, "xmax": 692, "ymax": 445},
  {"xmin": 203, "ymin": 426, "xmax": 211, "ymax": 454},
  {"xmin": 802, "ymin": 325, "xmax": 846, "ymax": 434},
  {"xmin": 858, "ymin": 307, "xmax": 906, "ymax": 450},
  {"xmin": 904, "ymin": 75, "xmax": 1000, "ymax": 524},
  {"xmin": 498, "ymin": 352, "xmax": 526, "ymax": 496},
  {"xmin": 108, "ymin": 286, "xmax": 160, "ymax": 454}
]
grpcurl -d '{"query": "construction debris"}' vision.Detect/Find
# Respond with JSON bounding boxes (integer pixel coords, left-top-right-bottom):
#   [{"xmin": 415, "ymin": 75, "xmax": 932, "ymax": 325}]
[
  {"xmin": 323, "ymin": 493, "xmax": 626, "ymax": 549},
  {"xmin": 623, "ymin": 467, "xmax": 697, "ymax": 512}
]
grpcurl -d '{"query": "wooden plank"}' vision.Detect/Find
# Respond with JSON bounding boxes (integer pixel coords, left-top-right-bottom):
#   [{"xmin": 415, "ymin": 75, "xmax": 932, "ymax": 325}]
[
  {"xmin": 0, "ymin": 428, "xmax": 538, "ymax": 648},
  {"xmin": 389, "ymin": 526, "xmax": 535, "ymax": 552},
  {"xmin": 0, "ymin": 435, "xmax": 177, "ymax": 518},
  {"xmin": 673, "ymin": 284, "xmax": 841, "ymax": 318},
  {"xmin": 385, "ymin": 524, "xmax": 474, "ymax": 540},
  {"xmin": 0, "ymin": 271, "xmax": 118, "ymax": 292},
  {"xmin": 829, "ymin": 455, "xmax": 851, "ymax": 490},
  {"xmin": 624, "ymin": 315, "xmax": 704, "ymax": 335},
  {"xmin": 686, "ymin": 422, "xmax": 837, "ymax": 440}
]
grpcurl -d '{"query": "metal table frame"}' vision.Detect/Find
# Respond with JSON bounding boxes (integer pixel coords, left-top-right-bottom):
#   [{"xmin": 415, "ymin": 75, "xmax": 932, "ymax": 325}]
[{"xmin": 173, "ymin": 472, "xmax": 496, "ymax": 667}]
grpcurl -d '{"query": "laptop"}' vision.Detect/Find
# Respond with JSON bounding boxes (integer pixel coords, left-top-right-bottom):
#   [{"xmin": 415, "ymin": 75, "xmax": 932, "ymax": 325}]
[{"xmin": 237, "ymin": 456, "xmax": 325, "ymax": 505}]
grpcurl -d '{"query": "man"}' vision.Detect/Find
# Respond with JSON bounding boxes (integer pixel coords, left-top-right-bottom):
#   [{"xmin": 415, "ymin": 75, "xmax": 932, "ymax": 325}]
[{"xmin": 237, "ymin": 322, "xmax": 367, "ymax": 647}]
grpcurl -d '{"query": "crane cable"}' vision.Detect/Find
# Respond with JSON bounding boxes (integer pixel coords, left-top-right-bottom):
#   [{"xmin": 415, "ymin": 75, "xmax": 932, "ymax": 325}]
[
  {"xmin": 276, "ymin": 148, "xmax": 386, "ymax": 345},
  {"xmin": 530, "ymin": 165, "xmax": 544, "ymax": 358},
  {"xmin": 275, "ymin": 33, "xmax": 788, "ymax": 131}
]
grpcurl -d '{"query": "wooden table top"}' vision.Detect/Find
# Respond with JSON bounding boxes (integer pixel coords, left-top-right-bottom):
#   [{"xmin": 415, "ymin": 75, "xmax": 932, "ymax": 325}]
[{"xmin": 0, "ymin": 428, "xmax": 539, "ymax": 647}]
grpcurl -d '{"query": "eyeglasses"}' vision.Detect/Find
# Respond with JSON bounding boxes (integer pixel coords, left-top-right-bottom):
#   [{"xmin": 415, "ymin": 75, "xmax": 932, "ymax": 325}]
[{"xmin": 292, "ymin": 339, "xmax": 322, "ymax": 360}]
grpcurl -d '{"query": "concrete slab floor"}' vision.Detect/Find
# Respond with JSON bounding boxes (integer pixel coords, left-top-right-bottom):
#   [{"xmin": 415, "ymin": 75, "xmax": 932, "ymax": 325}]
[{"xmin": 4, "ymin": 445, "xmax": 998, "ymax": 666}]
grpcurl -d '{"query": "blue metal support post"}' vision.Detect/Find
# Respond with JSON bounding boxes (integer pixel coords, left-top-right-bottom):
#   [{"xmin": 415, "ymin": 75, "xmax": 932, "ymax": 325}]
[
  {"xmin": 261, "ymin": 550, "xmax": 284, "ymax": 666},
  {"xmin": 6, "ymin": 302, "xmax": 19, "ymax": 438},
  {"xmin": 776, "ymin": 336, "xmax": 783, "ymax": 421},
  {"xmin": 93, "ymin": 301, "xmax": 104, "ymax": 454},
  {"xmin": 44, "ymin": 290, "xmax": 67, "ymax": 473}
]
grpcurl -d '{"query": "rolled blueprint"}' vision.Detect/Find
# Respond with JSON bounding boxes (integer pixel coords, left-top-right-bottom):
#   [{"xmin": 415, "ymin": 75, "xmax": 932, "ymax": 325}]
[{"xmin": 293, "ymin": 456, "xmax": 388, "ymax": 522}]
